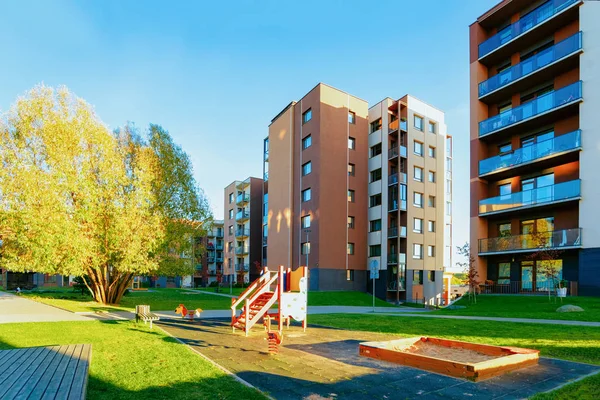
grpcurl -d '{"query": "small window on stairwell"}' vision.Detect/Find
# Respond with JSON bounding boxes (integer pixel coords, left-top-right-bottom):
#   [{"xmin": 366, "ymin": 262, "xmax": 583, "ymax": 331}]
[{"xmin": 346, "ymin": 269, "xmax": 354, "ymax": 281}]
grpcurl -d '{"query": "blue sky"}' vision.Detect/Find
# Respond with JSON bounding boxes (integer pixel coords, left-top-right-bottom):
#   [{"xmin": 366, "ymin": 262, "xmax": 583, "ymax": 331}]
[{"xmin": 0, "ymin": 0, "xmax": 499, "ymax": 268}]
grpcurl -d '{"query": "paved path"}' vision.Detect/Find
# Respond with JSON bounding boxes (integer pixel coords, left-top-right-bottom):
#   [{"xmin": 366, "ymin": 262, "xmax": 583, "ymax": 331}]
[
  {"xmin": 0, "ymin": 291, "xmax": 89, "ymax": 324},
  {"xmin": 183, "ymin": 288, "xmax": 237, "ymax": 298}
]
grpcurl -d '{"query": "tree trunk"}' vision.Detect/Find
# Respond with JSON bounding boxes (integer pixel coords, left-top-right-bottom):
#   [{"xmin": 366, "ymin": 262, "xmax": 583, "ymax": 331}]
[{"xmin": 85, "ymin": 267, "xmax": 133, "ymax": 305}]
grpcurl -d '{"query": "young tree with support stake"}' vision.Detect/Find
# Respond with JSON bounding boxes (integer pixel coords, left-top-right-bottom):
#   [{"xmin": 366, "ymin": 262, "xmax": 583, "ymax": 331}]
[
  {"xmin": 526, "ymin": 230, "xmax": 565, "ymax": 303},
  {"xmin": 456, "ymin": 242, "xmax": 479, "ymax": 304}
]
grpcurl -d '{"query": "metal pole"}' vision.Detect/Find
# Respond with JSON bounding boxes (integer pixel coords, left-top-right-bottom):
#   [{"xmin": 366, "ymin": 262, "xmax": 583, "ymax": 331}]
[
  {"xmin": 372, "ymin": 274, "xmax": 375, "ymax": 312},
  {"xmin": 396, "ymin": 261, "xmax": 400, "ymax": 306}
]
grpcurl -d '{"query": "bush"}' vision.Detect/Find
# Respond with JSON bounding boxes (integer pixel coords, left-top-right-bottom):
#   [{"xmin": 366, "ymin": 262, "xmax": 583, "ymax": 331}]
[{"xmin": 208, "ymin": 281, "xmax": 218, "ymax": 287}]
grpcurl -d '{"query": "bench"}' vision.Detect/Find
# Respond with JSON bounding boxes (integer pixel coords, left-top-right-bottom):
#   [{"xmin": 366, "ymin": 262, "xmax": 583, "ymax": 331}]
[{"xmin": 135, "ymin": 305, "xmax": 160, "ymax": 328}]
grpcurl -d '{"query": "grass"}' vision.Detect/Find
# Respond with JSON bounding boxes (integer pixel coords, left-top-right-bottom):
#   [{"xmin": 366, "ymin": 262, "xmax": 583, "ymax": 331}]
[
  {"xmin": 309, "ymin": 314, "xmax": 600, "ymax": 399},
  {"xmin": 0, "ymin": 320, "xmax": 265, "ymax": 399},
  {"xmin": 308, "ymin": 291, "xmax": 396, "ymax": 307},
  {"xmin": 439, "ymin": 295, "xmax": 600, "ymax": 322}
]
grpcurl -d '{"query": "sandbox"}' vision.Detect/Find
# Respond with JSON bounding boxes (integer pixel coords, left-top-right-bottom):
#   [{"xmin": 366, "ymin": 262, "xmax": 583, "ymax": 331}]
[{"xmin": 359, "ymin": 337, "xmax": 539, "ymax": 381}]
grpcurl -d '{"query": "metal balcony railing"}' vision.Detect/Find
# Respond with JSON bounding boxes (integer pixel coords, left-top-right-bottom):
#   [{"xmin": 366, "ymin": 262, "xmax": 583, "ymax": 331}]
[
  {"xmin": 479, "ymin": 228, "xmax": 582, "ymax": 255},
  {"xmin": 479, "ymin": 130, "xmax": 581, "ymax": 176},
  {"xmin": 479, "ymin": 81, "xmax": 582, "ymax": 137},
  {"xmin": 479, "ymin": 180, "xmax": 580, "ymax": 215},
  {"xmin": 478, "ymin": 0, "xmax": 579, "ymax": 59}
]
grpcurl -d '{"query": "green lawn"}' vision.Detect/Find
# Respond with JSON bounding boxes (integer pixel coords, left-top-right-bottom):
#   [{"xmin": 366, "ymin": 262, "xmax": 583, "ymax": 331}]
[
  {"xmin": 0, "ymin": 320, "xmax": 265, "ymax": 400},
  {"xmin": 309, "ymin": 314, "xmax": 600, "ymax": 399},
  {"xmin": 439, "ymin": 295, "xmax": 600, "ymax": 322},
  {"xmin": 308, "ymin": 291, "xmax": 396, "ymax": 307}
]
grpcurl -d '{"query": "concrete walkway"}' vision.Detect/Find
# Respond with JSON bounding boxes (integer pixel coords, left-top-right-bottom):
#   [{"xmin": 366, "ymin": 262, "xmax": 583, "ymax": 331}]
[{"xmin": 0, "ymin": 291, "xmax": 90, "ymax": 324}]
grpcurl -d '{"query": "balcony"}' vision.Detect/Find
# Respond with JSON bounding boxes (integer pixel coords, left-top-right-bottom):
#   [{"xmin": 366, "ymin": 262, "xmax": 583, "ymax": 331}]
[
  {"xmin": 236, "ymin": 178, "xmax": 251, "ymax": 190},
  {"xmin": 216, "ymin": 243, "xmax": 224, "ymax": 250},
  {"xmin": 388, "ymin": 172, "xmax": 407, "ymax": 186},
  {"xmin": 262, "ymin": 236, "xmax": 267, "ymax": 246},
  {"xmin": 388, "ymin": 226, "xmax": 407, "ymax": 238},
  {"xmin": 387, "ymin": 254, "xmax": 398, "ymax": 265},
  {"xmin": 479, "ymin": 32, "xmax": 583, "ymax": 101},
  {"xmin": 479, "ymin": 81, "xmax": 582, "ymax": 138},
  {"xmin": 207, "ymin": 256, "xmax": 215, "ymax": 263},
  {"xmin": 216, "ymin": 256, "xmax": 224, "ymax": 263},
  {"xmin": 479, "ymin": 180, "xmax": 580, "ymax": 216},
  {"xmin": 479, "ymin": 130, "xmax": 581, "ymax": 178},
  {"xmin": 215, "ymin": 230, "xmax": 224, "ymax": 238},
  {"xmin": 235, "ymin": 228, "xmax": 250, "ymax": 238},
  {"xmin": 478, "ymin": 228, "xmax": 582, "ymax": 255},
  {"xmin": 236, "ymin": 210, "xmax": 250, "ymax": 222},
  {"xmin": 235, "ymin": 246, "xmax": 250, "ymax": 255},
  {"xmin": 236, "ymin": 193, "xmax": 250, "ymax": 205},
  {"xmin": 264, "ymin": 149, "xmax": 269, "ymax": 161},
  {"xmin": 478, "ymin": 0, "xmax": 581, "ymax": 62},
  {"xmin": 208, "ymin": 268, "xmax": 217, "ymax": 276},
  {"xmin": 388, "ymin": 119, "xmax": 408, "ymax": 134},
  {"xmin": 235, "ymin": 263, "xmax": 249, "ymax": 272},
  {"xmin": 264, "ymin": 171, "xmax": 269, "ymax": 181}
]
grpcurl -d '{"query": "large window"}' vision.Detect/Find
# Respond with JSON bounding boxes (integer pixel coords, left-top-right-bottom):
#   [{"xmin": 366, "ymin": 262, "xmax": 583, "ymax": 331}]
[
  {"xmin": 302, "ymin": 161, "xmax": 312, "ymax": 176},
  {"xmin": 428, "ymin": 121, "xmax": 436, "ymax": 133},
  {"xmin": 302, "ymin": 135, "xmax": 312, "ymax": 149},
  {"xmin": 302, "ymin": 188, "xmax": 311, "ymax": 202},
  {"xmin": 413, "ymin": 244, "xmax": 423, "ymax": 259},
  {"xmin": 414, "ymin": 166, "xmax": 423, "ymax": 182},
  {"xmin": 369, "ymin": 245, "xmax": 381, "ymax": 257},
  {"xmin": 370, "ymin": 143, "xmax": 382, "ymax": 158},
  {"xmin": 414, "ymin": 141, "xmax": 423, "ymax": 156},
  {"xmin": 498, "ymin": 262, "xmax": 511, "ymax": 284},
  {"xmin": 370, "ymin": 219, "xmax": 382, "ymax": 232},
  {"xmin": 348, "ymin": 190, "xmax": 355, "ymax": 203},
  {"xmin": 301, "ymin": 215, "xmax": 311, "ymax": 229},
  {"xmin": 348, "ymin": 111, "xmax": 356, "ymax": 124},
  {"xmin": 414, "ymin": 115, "xmax": 423, "ymax": 131},
  {"xmin": 370, "ymin": 194, "xmax": 382, "ymax": 207},
  {"xmin": 413, "ymin": 218, "xmax": 423, "ymax": 233},
  {"xmin": 414, "ymin": 192, "xmax": 423, "ymax": 208},
  {"xmin": 347, "ymin": 243, "xmax": 355, "ymax": 255},
  {"xmin": 370, "ymin": 118, "xmax": 382, "ymax": 133},
  {"xmin": 302, "ymin": 109, "xmax": 312, "ymax": 124},
  {"xmin": 370, "ymin": 168, "xmax": 382, "ymax": 183},
  {"xmin": 348, "ymin": 137, "xmax": 356, "ymax": 150}
]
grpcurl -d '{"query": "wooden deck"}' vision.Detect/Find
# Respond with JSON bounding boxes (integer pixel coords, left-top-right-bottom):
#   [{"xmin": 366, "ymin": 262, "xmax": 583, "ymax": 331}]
[{"xmin": 0, "ymin": 344, "xmax": 91, "ymax": 399}]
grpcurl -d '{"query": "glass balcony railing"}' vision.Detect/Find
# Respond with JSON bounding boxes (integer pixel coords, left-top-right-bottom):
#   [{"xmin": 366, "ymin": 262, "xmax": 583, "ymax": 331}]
[
  {"xmin": 264, "ymin": 171, "xmax": 269, "ymax": 181},
  {"xmin": 388, "ymin": 226, "xmax": 407, "ymax": 237},
  {"xmin": 388, "ymin": 199, "xmax": 407, "ymax": 212},
  {"xmin": 235, "ymin": 246, "xmax": 250, "ymax": 255},
  {"xmin": 216, "ymin": 243, "xmax": 224, "ymax": 250},
  {"xmin": 236, "ymin": 210, "xmax": 250, "ymax": 220},
  {"xmin": 479, "ymin": 130, "xmax": 581, "ymax": 176},
  {"xmin": 387, "ymin": 254, "xmax": 398, "ymax": 264},
  {"xmin": 235, "ymin": 228, "xmax": 250, "ymax": 237},
  {"xmin": 479, "ymin": 228, "xmax": 582, "ymax": 254},
  {"xmin": 389, "ymin": 146, "xmax": 399, "ymax": 159},
  {"xmin": 235, "ymin": 263, "xmax": 249, "ymax": 272},
  {"xmin": 400, "ymin": 120, "xmax": 407, "ymax": 131},
  {"xmin": 479, "ymin": 81, "xmax": 582, "ymax": 137},
  {"xmin": 478, "ymin": 0, "xmax": 579, "ymax": 59},
  {"xmin": 236, "ymin": 193, "xmax": 250, "ymax": 204},
  {"xmin": 479, "ymin": 32, "xmax": 582, "ymax": 97},
  {"xmin": 216, "ymin": 256, "xmax": 224, "ymax": 262},
  {"xmin": 479, "ymin": 180, "xmax": 580, "ymax": 215},
  {"xmin": 388, "ymin": 119, "xmax": 408, "ymax": 133},
  {"xmin": 388, "ymin": 172, "xmax": 407, "ymax": 186}
]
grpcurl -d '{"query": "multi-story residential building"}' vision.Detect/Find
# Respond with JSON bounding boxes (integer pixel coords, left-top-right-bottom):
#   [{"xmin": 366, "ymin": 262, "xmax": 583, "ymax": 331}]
[
  {"xmin": 368, "ymin": 96, "xmax": 452, "ymax": 304},
  {"xmin": 470, "ymin": 0, "xmax": 599, "ymax": 296},
  {"xmin": 263, "ymin": 83, "xmax": 369, "ymax": 291},
  {"xmin": 0, "ymin": 270, "xmax": 69, "ymax": 290},
  {"xmin": 194, "ymin": 219, "xmax": 224, "ymax": 287},
  {"xmin": 224, "ymin": 178, "xmax": 264, "ymax": 283}
]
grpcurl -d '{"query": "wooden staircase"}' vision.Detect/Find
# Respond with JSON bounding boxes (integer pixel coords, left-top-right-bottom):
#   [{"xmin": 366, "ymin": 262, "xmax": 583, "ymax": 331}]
[{"xmin": 232, "ymin": 291, "xmax": 274, "ymax": 331}]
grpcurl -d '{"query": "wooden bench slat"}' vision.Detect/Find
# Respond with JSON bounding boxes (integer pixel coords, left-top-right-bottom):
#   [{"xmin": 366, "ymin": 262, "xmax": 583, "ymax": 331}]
[
  {"xmin": 67, "ymin": 344, "xmax": 91, "ymax": 400},
  {"xmin": 0, "ymin": 347, "xmax": 46, "ymax": 398},
  {"xmin": 2, "ymin": 347, "xmax": 56, "ymax": 400},
  {"xmin": 54, "ymin": 344, "xmax": 84, "ymax": 400},
  {"xmin": 13, "ymin": 348, "xmax": 62, "ymax": 400},
  {"xmin": 0, "ymin": 347, "xmax": 19, "ymax": 365},
  {"xmin": 0, "ymin": 348, "xmax": 37, "ymax": 381},
  {"xmin": 26, "ymin": 345, "xmax": 72, "ymax": 400},
  {"xmin": 40, "ymin": 344, "xmax": 78, "ymax": 400},
  {"xmin": 0, "ymin": 348, "xmax": 29, "ymax": 374}
]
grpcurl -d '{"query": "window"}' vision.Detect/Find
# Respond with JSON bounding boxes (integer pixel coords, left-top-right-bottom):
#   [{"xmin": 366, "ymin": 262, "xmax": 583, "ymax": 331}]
[
  {"xmin": 428, "ymin": 195, "xmax": 436, "ymax": 208},
  {"xmin": 348, "ymin": 163, "xmax": 355, "ymax": 176},
  {"xmin": 414, "ymin": 167, "xmax": 423, "ymax": 182},
  {"xmin": 348, "ymin": 137, "xmax": 356, "ymax": 150},
  {"xmin": 348, "ymin": 190, "xmax": 355, "ymax": 203},
  {"xmin": 446, "ymin": 201, "xmax": 452, "ymax": 216},
  {"xmin": 413, "ymin": 270, "xmax": 423, "ymax": 284},
  {"xmin": 429, "ymin": 271, "xmax": 436, "ymax": 282},
  {"xmin": 429, "ymin": 146, "xmax": 436, "ymax": 158},
  {"xmin": 414, "ymin": 141, "xmax": 423, "ymax": 156},
  {"xmin": 228, "ymin": 193, "xmax": 234, "ymax": 204},
  {"xmin": 302, "ymin": 188, "xmax": 311, "ymax": 202},
  {"xmin": 370, "ymin": 143, "xmax": 382, "ymax": 157},
  {"xmin": 228, "ymin": 209, "xmax": 234, "ymax": 219},
  {"xmin": 347, "ymin": 243, "xmax": 355, "ymax": 255},
  {"xmin": 301, "ymin": 215, "xmax": 311, "ymax": 228},
  {"xmin": 370, "ymin": 118, "xmax": 382, "ymax": 133},
  {"xmin": 348, "ymin": 216, "xmax": 355, "ymax": 229},
  {"xmin": 413, "ymin": 244, "xmax": 423, "ymax": 259},
  {"xmin": 302, "ymin": 161, "xmax": 312, "ymax": 176},
  {"xmin": 428, "ymin": 171, "xmax": 436, "ymax": 183},
  {"xmin": 301, "ymin": 242, "xmax": 310, "ymax": 255},
  {"xmin": 498, "ymin": 262, "xmax": 511, "ymax": 284},
  {"xmin": 228, "ymin": 241, "xmax": 233, "ymax": 252},
  {"xmin": 413, "ymin": 192, "xmax": 423, "ymax": 208},
  {"xmin": 428, "ymin": 245, "xmax": 435, "ymax": 257},
  {"xmin": 428, "ymin": 121, "xmax": 436, "ymax": 133},
  {"xmin": 346, "ymin": 269, "xmax": 354, "ymax": 281},
  {"xmin": 348, "ymin": 111, "xmax": 356, "ymax": 124},
  {"xmin": 413, "ymin": 218, "xmax": 423, "ymax": 233},
  {"xmin": 228, "ymin": 225, "xmax": 233, "ymax": 235},
  {"xmin": 498, "ymin": 223, "xmax": 511, "ymax": 237},
  {"xmin": 302, "ymin": 135, "xmax": 312, "ymax": 149},
  {"xmin": 414, "ymin": 115, "xmax": 423, "ymax": 131},
  {"xmin": 370, "ymin": 168, "xmax": 382, "ymax": 183},
  {"xmin": 428, "ymin": 220, "xmax": 435, "ymax": 232},
  {"xmin": 369, "ymin": 245, "xmax": 381, "ymax": 257},
  {"xmin": 370, "ymin": 219, "xmax": 382, "ymax": 232},
  {"xmin": 370, "ymin": 194, "xmax": 382, "ymax": 207},
  {"xmin": 302, "ymin": 108, "xmax": 312, "ymax": 124}
]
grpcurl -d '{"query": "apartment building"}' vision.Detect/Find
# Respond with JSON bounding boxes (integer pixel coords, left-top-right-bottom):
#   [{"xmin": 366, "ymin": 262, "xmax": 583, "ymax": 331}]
[
  {"xmin": 263, "ymin": 83, "xmax": 369, "ymax": 291},
  {"xmin": 368, "ymin": 97, "xmax": 452, "ymax": 304},
  {"xmin": 224, "ymin": 178, "xmax": 264, "ymax": 283},
  {"xmin": 470, "ymin": 0, "xmax": 599, "ymax": 296},
  {"xmin": 195, "ymin": 219, "xmax": 224, "ymax": 286}
]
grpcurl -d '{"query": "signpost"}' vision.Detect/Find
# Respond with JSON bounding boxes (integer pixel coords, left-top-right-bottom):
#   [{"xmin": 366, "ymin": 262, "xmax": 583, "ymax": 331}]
[{"xmin": 369, "ymin": 260, "xmax": 379, "ymax": 312}]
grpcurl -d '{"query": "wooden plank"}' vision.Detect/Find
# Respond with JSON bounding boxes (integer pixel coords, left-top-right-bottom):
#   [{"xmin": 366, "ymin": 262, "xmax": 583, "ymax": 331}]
[
  {"xmin": 0, "ymin": 348, "xmax": 29, "ymax": 373},
  {"xmin": 1, "ymin": 347, "xmax": 56, "ymax": 400},
  {"xmin": 54, "ymin": 344, "xmax": 84, "ymax": 400},
  {"xmin": 0, "ymin": 347, "xmax": 46, "ymax": 398},
  {"xmin": 67, "ymin": 344, "xmax": 91, "ymax": 400},
  {"xmin": 40, "ymin": 344, "xmax": 78, "ymax": 400},
  {"xmin": 0, "ymin": 348, "xmax": 37, "ymax": 381},
  {"xmin": 0, "ymin": 348, "xmax": 18, "ymax": 365},
  {"xmin": 26, "ymin": 345, "xmax": 72, "ymax": 400},
  {"xmin": 14, "ymin": 347, "xmax": 63, "ymax": 400}
]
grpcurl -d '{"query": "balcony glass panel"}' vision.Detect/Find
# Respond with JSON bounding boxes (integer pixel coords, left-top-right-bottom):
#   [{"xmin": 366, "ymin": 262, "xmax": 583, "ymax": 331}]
[
  {"xmin": 387, "ymin": 254, "xmax": 398, "ymax": 264},
  {"xmin": 478, "ymin": 0, "xmax": 579, "ymax": 58},
  {"xmin": 235, "ymin": 228, "xmax": 250, "ymax": 237},
  {"xmin": 389, "ymin": 146, "xmax": 399, "ymax": 159},
  {"xmin": 479, "ymin": 228, "xmax": 581, "ymax": 254},
  {"xmin": 236, "ymin": 210, "xmax": 250, "ymax": 220},
  {"xmin": 236, "ymin": 193, "xmax": 249, "ymax": 203},
  {"xmin": 479, "ymin": 32, "xmax": 582, "ymax": 97},
  {"xmin": 479, "ymin": 180, "xmax": 580, "ymax": 215},
  {"xmin": 388, "ymin": 172, "xmax": 407, "ymax": 186},
  {"xmin": 400, "ymin": 146, "xmax": 407, "ymax": 158},
  {"xmin": 479, "ymin": 81, "xmax": 582, "ymax": 137},
  {"xmin": 400, "ymin": 120, "xmax": 407, "ymax": 131},
  {"xmin": 479, "ymin": 130, "xmax": 581, "ymax": 176}
]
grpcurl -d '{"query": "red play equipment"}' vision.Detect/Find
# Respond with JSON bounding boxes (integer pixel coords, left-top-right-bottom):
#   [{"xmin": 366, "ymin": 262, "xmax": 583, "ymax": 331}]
[
  {"xmin": 231, "ymin": 265, "xmax": 308, "ymax": 336},
  {"xmin": 175, "ymin": 304, "xmax": 203, "ymax": 321}
]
